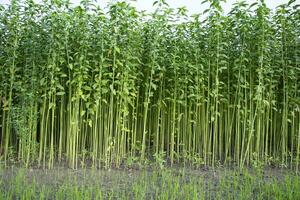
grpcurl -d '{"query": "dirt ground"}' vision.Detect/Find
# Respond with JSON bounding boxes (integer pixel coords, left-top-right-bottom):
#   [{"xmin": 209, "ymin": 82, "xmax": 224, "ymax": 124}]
[{"xmin": 0, "ymin": 165, "xmax": 295, "ymax": 189}]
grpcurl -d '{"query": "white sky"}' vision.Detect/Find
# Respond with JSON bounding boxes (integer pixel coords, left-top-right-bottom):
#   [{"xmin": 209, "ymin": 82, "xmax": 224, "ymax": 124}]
[{"xmin": 0, "ymin": 0, "xmax": 298, "ymax": 15}]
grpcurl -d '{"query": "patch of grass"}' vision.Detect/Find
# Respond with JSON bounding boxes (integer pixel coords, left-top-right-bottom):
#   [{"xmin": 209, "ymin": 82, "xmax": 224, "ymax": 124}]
[{"xmin": 0, "ymin": 167, "xmax": 299, "ymax": 200}]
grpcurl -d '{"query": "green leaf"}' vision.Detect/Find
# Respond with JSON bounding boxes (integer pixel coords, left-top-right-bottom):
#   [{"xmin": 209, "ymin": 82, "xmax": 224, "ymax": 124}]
[{"xmin": 56, "ymin": 91, "xmax": 65, "ymax": 96}]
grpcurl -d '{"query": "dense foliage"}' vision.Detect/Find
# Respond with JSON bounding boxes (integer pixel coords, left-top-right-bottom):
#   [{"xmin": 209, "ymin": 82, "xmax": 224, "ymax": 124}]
[{"xmin": 0, "ymin": 0, "xmax": 299, "ymax": 170}]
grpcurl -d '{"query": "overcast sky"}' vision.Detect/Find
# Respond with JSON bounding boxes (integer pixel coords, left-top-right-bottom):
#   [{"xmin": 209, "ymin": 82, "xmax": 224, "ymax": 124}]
[{"xmin": 0, "ymin": 0, "xmax": 298, "ymax": 15}]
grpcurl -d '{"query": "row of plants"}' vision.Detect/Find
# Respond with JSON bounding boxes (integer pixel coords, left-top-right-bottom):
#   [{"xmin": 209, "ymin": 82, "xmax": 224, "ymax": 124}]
[{"xmin": 0, "ymin": 0, "xmax": 299, "ymax": 170}]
